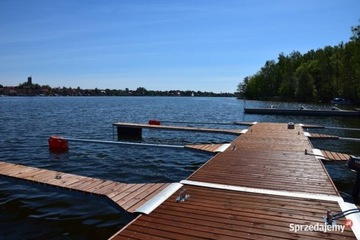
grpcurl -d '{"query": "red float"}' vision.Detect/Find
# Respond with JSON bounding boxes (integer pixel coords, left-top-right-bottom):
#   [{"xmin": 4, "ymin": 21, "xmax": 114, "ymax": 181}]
[
  {"xmin": 148, "ymin": 119, "xmax": 161, "ymax": 125},
  {"xmin": 48, "ymin": 136, "xmax": 69, "ymax": 153}
]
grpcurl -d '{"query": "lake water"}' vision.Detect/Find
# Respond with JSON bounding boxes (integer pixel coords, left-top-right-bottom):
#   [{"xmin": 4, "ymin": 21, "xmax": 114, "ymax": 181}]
[{"xmin": 0, "ymin": 96, "xmax": 359, "ymax": 239}]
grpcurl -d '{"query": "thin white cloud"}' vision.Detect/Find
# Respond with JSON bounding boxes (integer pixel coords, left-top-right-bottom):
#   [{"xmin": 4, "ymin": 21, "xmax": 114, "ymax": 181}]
[{"xmin": 1, "ymin": 0, "xmax": 359, "ymax": 92}]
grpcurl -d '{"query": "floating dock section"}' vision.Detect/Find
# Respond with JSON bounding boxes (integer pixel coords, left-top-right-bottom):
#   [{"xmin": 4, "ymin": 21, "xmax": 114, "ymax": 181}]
[
  {"xmin": 184, "ymin": 143, "xmax": 232, "ymax": 153},
  {"xmin": 0, "ymin": 122, "xmax": 359, "ymax": 239},
  {"xmin": 321, "ymin": 150, "xmax": 351, "ymax": 161},
  {"xmin": 245, "ymin": 107, "xmax": 360, "ymax": 117},
  {"xmin": 113, "ymin": 122, "xmax": 244, "ymax": 139},
  {"xmin": 0, "ymin": 162, "xmax": 170, "ymax": 213},
  {"xmin": 111, "ymin": 123, "xmax": 359, "ymax": 239}
]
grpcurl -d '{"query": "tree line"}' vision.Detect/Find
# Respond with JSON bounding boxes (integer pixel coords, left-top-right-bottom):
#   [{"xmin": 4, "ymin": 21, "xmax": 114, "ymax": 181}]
[
  {"xmin": 237, "ymin": 22, "xmax": 360, "ymax": 103},
  {"xmin": 0, "ymin": 83, "xmax": 235, "ymax": 97}
]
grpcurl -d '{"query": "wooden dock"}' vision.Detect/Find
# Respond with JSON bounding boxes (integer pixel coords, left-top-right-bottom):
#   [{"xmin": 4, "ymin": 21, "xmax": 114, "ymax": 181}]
[
  {"xmin": 184, "ymin": 143, "xmax": 231, "ymax": 153},
  {"xmin": 113, "ymin": 122, "xmax": 244, "ymax": 135},
  {"xmin": 245, "ymin": 107, "xmax": 360, "ymax": 117},
  {"xmin": 185, "ymin": 143, "xmax": 352, "ymax": 160},
  {"xmin": 0, "ymin": 162, "xmax": 169, "ymax": 213},
  {"xmin": 112, "ymin": 123, "xmax": 359, "ymax": 239},
  {"xmin": 0, "ymin": 122, "xmax": 358, "ymax": 239},
  {"xmin": 321, "ymin": 150, "xmax": 351, "ymax": 161},
  {"xmin": 306, "ymin": 132, "xmax": 339, "ymax": 140}
]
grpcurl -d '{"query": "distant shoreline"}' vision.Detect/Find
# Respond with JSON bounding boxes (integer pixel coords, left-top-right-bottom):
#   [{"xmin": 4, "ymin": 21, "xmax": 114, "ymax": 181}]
[
  {"xmin": 0, "ymin": 83, "xmax": 236, "ymax": 97},
  {"xmin": 0, "ymin": 94, "xmax": 236, "ymax": 98}
]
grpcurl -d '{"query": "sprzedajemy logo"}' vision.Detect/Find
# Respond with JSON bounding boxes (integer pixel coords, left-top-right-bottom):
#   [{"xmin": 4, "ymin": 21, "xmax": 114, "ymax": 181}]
[{"xmin": 289, "ymin": 222, "xmax": 349, "ymax": 233}]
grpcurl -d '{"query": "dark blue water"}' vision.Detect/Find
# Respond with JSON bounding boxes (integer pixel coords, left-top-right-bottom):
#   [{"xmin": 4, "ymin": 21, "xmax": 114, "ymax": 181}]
[{"xmin": 0, "ymin": 97, "xmax": 359, "ymax": 239}]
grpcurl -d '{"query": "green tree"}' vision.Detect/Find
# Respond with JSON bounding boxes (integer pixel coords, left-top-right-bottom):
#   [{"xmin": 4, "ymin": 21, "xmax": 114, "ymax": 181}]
[
  {"xmin": 135, "ymin": 87, "xmax": 148, "ymax": 95},
  {"xmin": 239, "ymin": 22, "xmax": 360, "ymax": 103},
  {"xmin": 295, "ymin": 64, "xmax": 314, "ymax": 102}
]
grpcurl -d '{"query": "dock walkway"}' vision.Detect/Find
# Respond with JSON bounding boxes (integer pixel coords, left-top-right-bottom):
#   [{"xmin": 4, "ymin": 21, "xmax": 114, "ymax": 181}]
[
  {"xmin": 0, "ymin": 162, "xmax": 169, "ymax": 213},
  {"xmin": 113, "ymin": 122, "xmax": 244, "ymax": 135},
  {"xmin": 112, "ymin": 123, "xmax": 359, "ymax": 239},
  {"xmin": 321, "ymin": 150, "xmax": 351, "ymax": 161},
  {"xmin": 0, "ymin": 122, "xmax": 358, "ymax": 239}
]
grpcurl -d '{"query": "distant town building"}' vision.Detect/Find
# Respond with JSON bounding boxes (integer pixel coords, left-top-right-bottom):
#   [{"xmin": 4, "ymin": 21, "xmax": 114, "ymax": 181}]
[{"xmin": 27, "ymin": 76, "xmax": 32, "ymax": 85}]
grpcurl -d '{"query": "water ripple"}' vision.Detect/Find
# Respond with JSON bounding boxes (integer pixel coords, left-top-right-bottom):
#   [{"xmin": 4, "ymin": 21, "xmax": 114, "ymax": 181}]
[{"xmin": 1, "ymin": 96, "xmax": 359, "ymax": 239}]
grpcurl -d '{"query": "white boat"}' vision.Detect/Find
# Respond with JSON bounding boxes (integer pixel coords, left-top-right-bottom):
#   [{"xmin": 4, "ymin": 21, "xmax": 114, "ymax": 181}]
[{"xmin": 331, "ymin": 97, "xmax": 351, "ymax": 105}]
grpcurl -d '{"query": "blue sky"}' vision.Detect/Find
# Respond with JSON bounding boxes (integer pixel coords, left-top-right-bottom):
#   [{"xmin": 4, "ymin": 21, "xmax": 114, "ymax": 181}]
[{"xmin": 0, "ymin": 0, "xmax": 359, "ymax": 93}]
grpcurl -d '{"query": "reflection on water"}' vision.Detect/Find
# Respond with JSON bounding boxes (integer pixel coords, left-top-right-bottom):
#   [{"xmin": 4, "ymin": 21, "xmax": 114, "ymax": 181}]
[
  {"xmin": 0, "ymin": 180, "xmax": 134, "ymax": 239},
  {"xmin": 0, "ymin": 97, "xmax": 359, "ymax": 239}
]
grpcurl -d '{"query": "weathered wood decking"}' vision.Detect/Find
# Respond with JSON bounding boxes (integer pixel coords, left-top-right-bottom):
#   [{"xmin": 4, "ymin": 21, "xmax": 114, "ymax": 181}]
[
  {"xmin": 322, "ymin": 150, "xmax": 351, "ymax": 161},
  {"xmin": 0, "ymin": 162, "xmax": 169, "ymax": 213},
  {"xmin": 184, "ymin": 143, "xmax": 231, "ymax": 153},
  {"xmin": 186, "ymin": 143, "xmax": 351, "ymax": 161},
  {"xmin": 306, "ymin": 132, "xmax": 339, "ymax": 140},
  {"xmin": 113, "ymin": 186, "xmax": 354, "ymax": 240},
  {"xmin": 112, "ymin": 123, "xmax": 358, "ymax": 239}
]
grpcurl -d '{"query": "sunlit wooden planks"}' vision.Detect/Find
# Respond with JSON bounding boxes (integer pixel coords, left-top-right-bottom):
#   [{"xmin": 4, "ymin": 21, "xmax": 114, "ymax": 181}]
[
  {"xmin": 188, "ymin": 123, "xmax": 339, "ymax": 195},
  {"xmin": 184, "ymin": 143, "xmax": 229, "ymax": 153},
  {"xmin": 118, "ymin": 183, "xmax": 170, "ymax": 213},
  {"xmin": 0, "ymin": 161, "xmax": 169, "ymax": 213},
  {"xmin": 321, "ymin": 150, "xmax": 351, "ymax": 161},
  {"xmin": 301, "ymin": 124, "xmax": 324, "ymax": 129},
  {"xmin": 307, "ymin": 133, "xmax": 339, "ymax": 139},
  {"xmin": 113, "ymin": 185, "xmax": 356, "ymax": 240},
  {"xmin": 110, "ymin": 123, "xmax": 360, "ymax": 239}
]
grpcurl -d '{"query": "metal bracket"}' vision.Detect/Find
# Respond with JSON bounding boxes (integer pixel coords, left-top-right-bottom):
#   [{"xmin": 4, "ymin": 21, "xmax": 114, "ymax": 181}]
[
  {"xmin": 176, "ymin": 189, "xmax": 190, "ymax": 202},
  {"xmin": 324, "ymin": 208, "xmax": 360, "ymax": 225}
]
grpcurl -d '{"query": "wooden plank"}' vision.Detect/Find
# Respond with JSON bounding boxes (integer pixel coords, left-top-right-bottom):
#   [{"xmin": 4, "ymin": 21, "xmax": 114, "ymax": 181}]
[
  {"xmin": 110, "ymin": 184, "xmax": 146, "ymax": 203},
  {"xmin": 115, "ymin": 185, "xmax": 355, "ymax": 239},
  {"xmin": 93, "ymin": 181, "xmax": 124, "ymax": 195},
  {"xmin": 61, "ymin": 179, "xmax": 107, "ymax": 194},
  {"xmin": 55, "ymin": 173, "xmax": 88, "ymax": 187},
  {"xmin": 6, "ymin": 167, "xmax": 35, "ymax": 177},
  {"xmin": 0, "ymin": 164, "xmax": 34, "ymax": 175},
  {"xmin": 111, "ymin": 227, "xmax": 170, "ymax": 240},
  {"xmin": 339, "ymin": 152, "xmax": 350, "ymax": 160},
  {"xmin": 121, "ymin": 183, "xmax": 167, "ymax": 211},
  {"xmin": 63, "ymin": 176, "xmax": 95, "ymax": 188},
  {"xmin": 308, "ymin": 133, "xmax": 339, "ymax": 139},
  {"xmin": 126, "ymin": 183, "xmax": 170, "ymax": 213},
  {"xmin": 321, "ymin": 150, "xmax": 351, "ymax": 161},
  {"xmin": 1, "ymin": 122, "xmax": 358, "ymax": 239},
  {"xmin": 0, "ymin": 163, "xmax": 23, "ymax": 173},
  {"xmin": 117, "ymin": 184, "xmax": 161, "ymax": 207},
  {"xmin": 84, "ymin": 180, "xmax": 117, "ymax": 193},
  {"xmin": 186, "ymin": 123, "xmax": 339, "ymax": 196},
  {"xmin": 332, "ymin": 151, "xmax": 341, "ymax": 161},
  {"xmin": 0, "ymin": 161, "xmax": 170, "ymax": 213},
  {"xmin": 20, "ymin": 169, "xmax": 50, "ymax": 181},
  {"xmin": 184, "ymin": 143, "xmax": 226, "ymax": 153},
  {"xmin": 107, "ymin": 184, "xmax": 140, "ymax": 202},
  {"xmin": 112, "ymin": 123, "xmax": 359, "ymax": 239},
  {"xmin": 114, "ymin": 184, "xmax": 153, "ymax": 206},
  {"xmin": 79, "ymin": 179, "xmax": 109, "ymax": 192},
  {"xmin": 301, "ymin": 124, "xmax": 324, "ymax": 129},
  {"xmin": 30, "ymin": 171, "xmax": 68, "ymax": 184}
]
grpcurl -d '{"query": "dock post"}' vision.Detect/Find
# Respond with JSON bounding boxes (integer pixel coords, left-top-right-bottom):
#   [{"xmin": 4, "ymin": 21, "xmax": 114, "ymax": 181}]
[
  {"xmin": 352, "ymin": 171, "xmax": 360, "ymax": 204},
  {"xmin": 116, "ymin": 126, "xmax": 142, "ymax": 140}
]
